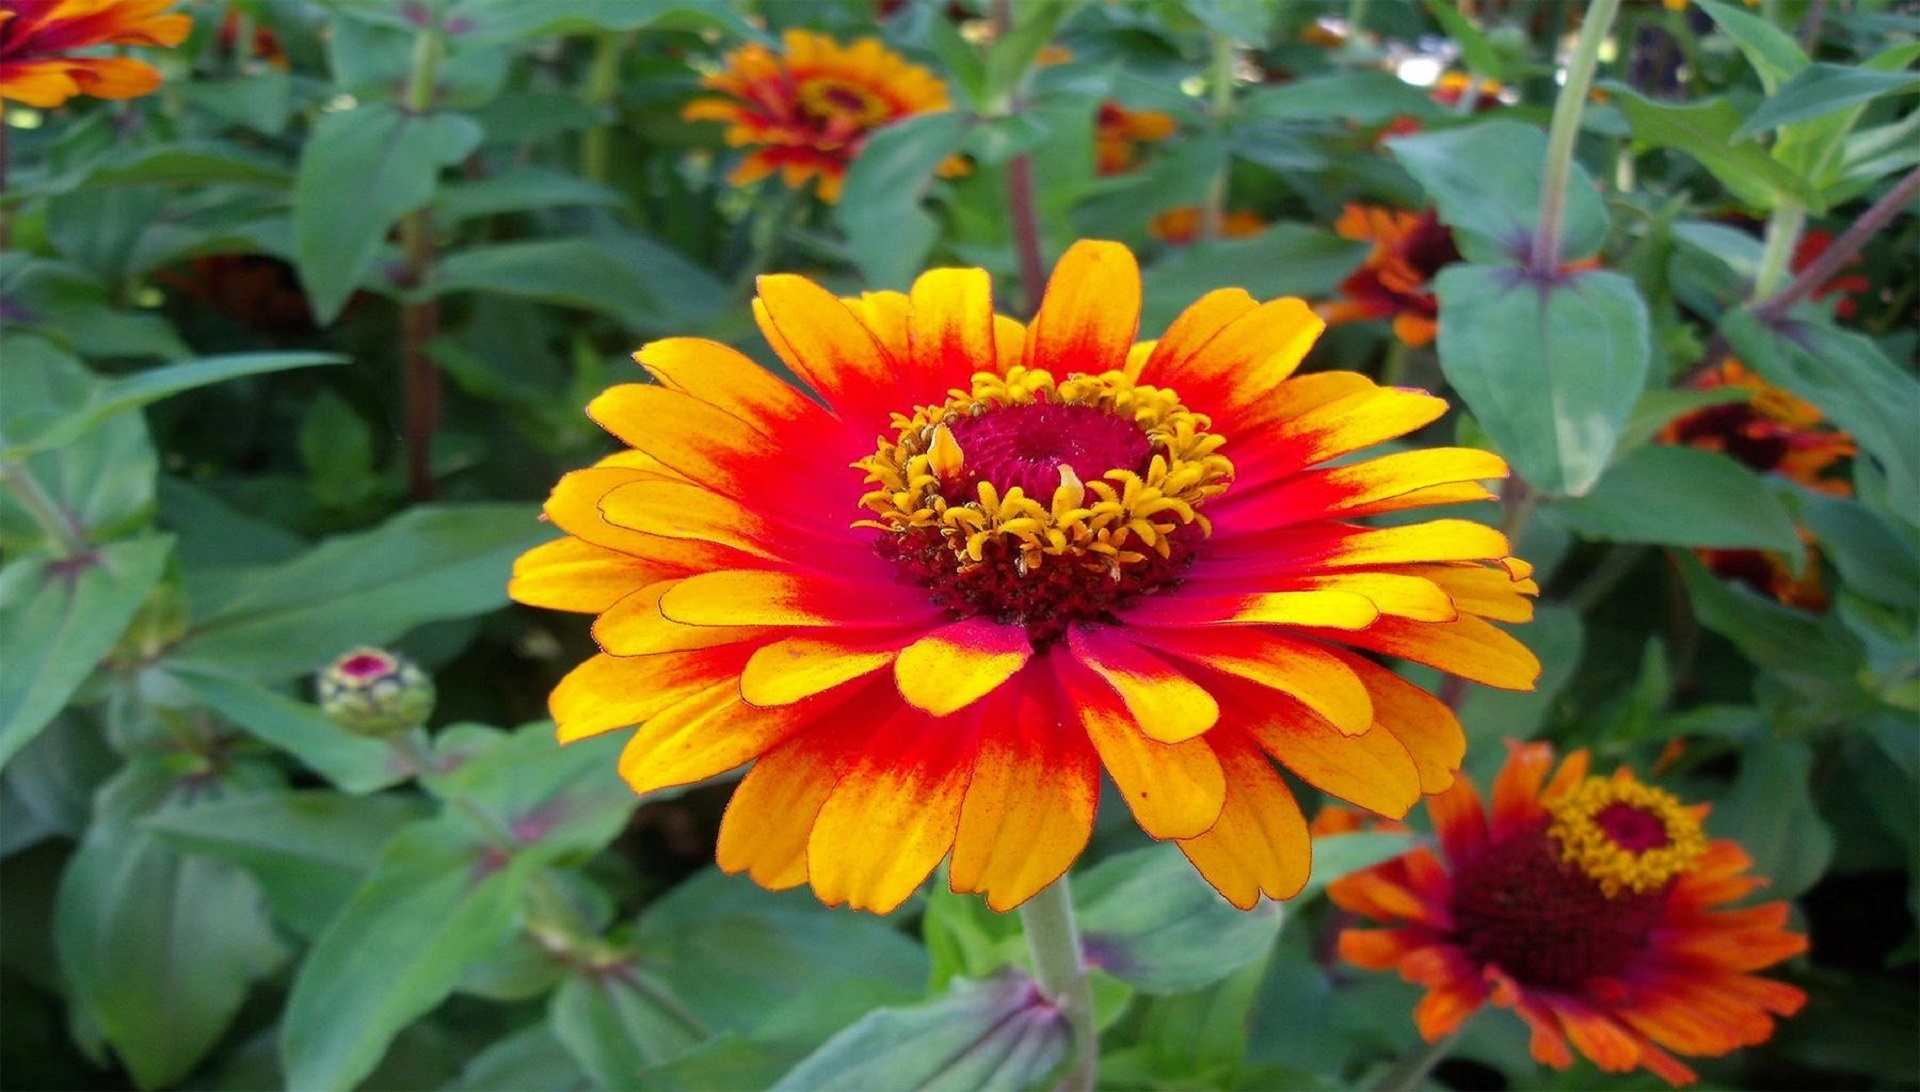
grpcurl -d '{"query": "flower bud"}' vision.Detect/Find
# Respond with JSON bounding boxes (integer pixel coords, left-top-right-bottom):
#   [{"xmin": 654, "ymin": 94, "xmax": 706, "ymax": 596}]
[{"xmin": 317, "ymin": 647, "xmax": 434, "ymax": 737}]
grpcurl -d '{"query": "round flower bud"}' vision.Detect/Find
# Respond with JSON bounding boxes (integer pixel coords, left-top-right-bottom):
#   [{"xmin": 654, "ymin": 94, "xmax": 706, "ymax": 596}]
[{"xmin": 317, "ymin": 647, "xmax": 434, "ymax": 738}]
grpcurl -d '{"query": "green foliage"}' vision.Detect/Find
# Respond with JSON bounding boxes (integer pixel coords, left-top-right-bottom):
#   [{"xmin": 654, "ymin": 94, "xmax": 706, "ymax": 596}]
[{"xmin": 3, "ymin": 0, "xmax": 1915, "ymax": 1089}]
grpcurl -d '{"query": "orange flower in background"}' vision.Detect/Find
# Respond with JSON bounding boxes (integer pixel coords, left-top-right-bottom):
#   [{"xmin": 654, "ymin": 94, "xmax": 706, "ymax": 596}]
[
  {"xmin": 1664, "ymin": 359, "xmax": 1854, "ymax": 607},
  {"xmin": 1095, "ymin": 101, "xmax": 1177, "ymax": 175},
  {"xmin": 683, "ymin": 29, "xmax": 950, "ymax": 203},
  {"xmin": 0, "ymin": 0, "xmax": 189, "ymax": 108},
  {"xmin": 1335, "ymin": 741, "xmax": 1807, "ymax": 1086},
  {"xmin": 1320, "ymin": 205, "xmax": 1462, "ymax": 348},
  {"xmin": 1148, "ymin": 207, "xmax": 1266, "ymax": 245},
  {"xmin": 512, "ymin": 241, "xmax": 1540, "ymax": 915},
  {"xmin": 1792, "ymin": 228, "xmax": 1871, "ymax": 320}
]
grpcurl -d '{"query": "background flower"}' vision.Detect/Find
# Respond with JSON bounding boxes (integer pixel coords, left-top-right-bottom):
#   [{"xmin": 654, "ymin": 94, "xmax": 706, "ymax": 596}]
[{"xmin": 0, "ymin": 0, "xmax": 189, "ymax": 107}]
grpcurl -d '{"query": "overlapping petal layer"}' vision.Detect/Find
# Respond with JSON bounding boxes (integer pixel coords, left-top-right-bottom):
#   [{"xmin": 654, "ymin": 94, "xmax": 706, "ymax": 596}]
[
  {"xmin": 0, "ymin": 0, "xmax": 190, "ymax": 107},
  {"xmin": 1331, "ymin": 742, "xmax": 1807, "ymax": 1085},
  {"xmin": 512, "ymin": 240, "xmax": 1539, "ymax": 914}
]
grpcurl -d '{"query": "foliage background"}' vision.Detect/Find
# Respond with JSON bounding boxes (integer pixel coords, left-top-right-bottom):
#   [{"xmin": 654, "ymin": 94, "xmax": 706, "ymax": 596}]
[{"xmin": 1, "ymin": 0, "xmax": 1916, "ymax": 1089}]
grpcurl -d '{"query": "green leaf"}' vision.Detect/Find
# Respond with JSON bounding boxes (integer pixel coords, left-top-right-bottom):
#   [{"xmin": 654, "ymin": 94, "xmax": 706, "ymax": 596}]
[
  {"xmin": 452, "ymin": 0, "xmax": 768, "ymax": 46},
  {"xmin": 3, "ymin": 352, "xmax": 341, "ymax": 460},
  {"xmin": 1722, "ymin": 310, "xmax": 1920, "ymax": 518},
  {"xmin": 0, "ymin": 256, "xmax": 190, "ymax": 360},
  {"xmin": 0, "ymin": 536, "xmax": 173, "ymax": 771},
  {"xmin": 0, "ymin": 712, "xmax": 114, "ymax": 856},
  {"xmin": 293, "ymin": 105, "xmax": 483, "ymax": 323},
  {"xmin": 1615, "ymin": 385, "xmax": 1751, "ymax": 454},
  {"xmin": 836, "ymin": 111, "xmax": 972, "ymax": 289},
  {"xmin": 1298, "ymin": 832, "xmax": 1421, "ymax": 900},
  {"xmin": 1433, "ymin": 265, "xmax": 1652, "ymax": 497},
  {"xmin": 1797, "ymin": 489, "xmax": 1920, "ymax": 609},
  {"xmin": 177, "ymin": 71, "xmax": 293, "ymax": 134},
  {"xmin": 423, "ymin": 721, "xmax": 635, "ymax": 864},
  {"xmin": 1715, "ymin": 739, "xmax": 1834, "ymax": 900},
  {"xmin": 1674, "ymin": 551, "xmax": 1863, "ymax": 695},
  {"xmin": 429, "ymin": 238, "xmax": 719, "ymax": 334},
  {"xmin": 1421, "ymin": 0, "xmax": 1503, "ymax": 81},
  {"xmin": 279, "ymin": 821, "xmax": 534, "ymax": 1092},
  {"xmin": 1695, "ymin": 0, "xmax": 1807, "ymax": 92},
  {"xmin": 550, "ymin": 968, "xmax": 707, "ymax": 1087},
  {"xmin": 0, "ymin": 343, "xmax": 158, "ymax": 550},
  {"xmin": 165, "ymin": 669, "xmax": 409, "ymax": 793},
  {"xmin": 1736, "ymin": 62, "xmax": 1920, "ymax": 141},
  {"xmin": 1388, "ymin": 120, "xmax": 1611, "ymax": 263},
  {"xmin": 982, "ymin": 0, "xmax": 1086, "ymax": 103},
  {"xmin": 1141, "ymin": 227, "xmax": 1369, "ymax": 334},
  {"xmin": 1074, "ymin": 844, "xmax": 1284, "ymax": 994},
  {"xmin": 169, "ymin": 503, "xmax": 550, "ymax": 681},
  {"xmin": 1241, "ymin": 72, "xmax": 1444, "ymax": 126},
  {"xmin": 55, "ymin": 761, "xmax": 286, "ymax": 1089},
  {"xmin": 143, "ymin": 789, "xmax": 428, "ymax": 937},
  {"xmin": 1546, "ymin": 444, "xmax": 1805, "ymax": 560},
  {"xmin": 1610, "ymin": 89, "xmax": 1811, "ymax": 211},
  {"xmin": 434, "ymin": 167, "xmax": 626, "ymax": 225},
  {"xmin": 771, "ymin": 972, "xmax": 1068, "ymax": 1092},
  {"xmin": 446, "ymin": 1025, "xmax": 588, "ymax": 1092}
]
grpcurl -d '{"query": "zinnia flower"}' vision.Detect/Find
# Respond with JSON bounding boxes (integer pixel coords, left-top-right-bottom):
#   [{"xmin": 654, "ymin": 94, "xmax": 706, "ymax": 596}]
[
  {"xmin": 1095, "ymin": 101, "xmax": 1178, "ymax": 175},
  {"xmin": 0, "ymin": 0, "xmax": 189, "ymax": 107},
  {"xmin": 1148, "ymin": 207, "xmax": 1266, "ymax": 245},
  {"xmin": 1333, "ymin": 741, "xmax": 1807, "ymax": 1085},
  {"xmin": 1664, "ymin": 358, "xmax": 1854, "ymax": 608},
  {"xmin": 1319, "ymin": 205, "xmax": 1462, "ymax": 349},
  {"xmin": 683, "ymin": 29, "xmax": 951, "ymax": 203},
  {"xmin": 1792, "ymin": 228, "xmax": 1871, "ymax": 320},
  {"xmin": 511, "ymin": 240, "xmax": 1540, "ymax": 914}
]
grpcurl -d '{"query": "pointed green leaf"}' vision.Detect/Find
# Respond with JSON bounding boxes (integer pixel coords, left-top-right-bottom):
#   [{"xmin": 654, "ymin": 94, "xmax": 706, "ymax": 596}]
[
  {"xmin": 1075, "ymin": 844, "xmax": 1284, "ymax": 994},
  {"xmin": 1546, "ymin": 444, "xmax": 1806, "ymax": 560},
  {"xmin": 1388, "ymin": 120, "xmax": 1610, "ymax": 263}
]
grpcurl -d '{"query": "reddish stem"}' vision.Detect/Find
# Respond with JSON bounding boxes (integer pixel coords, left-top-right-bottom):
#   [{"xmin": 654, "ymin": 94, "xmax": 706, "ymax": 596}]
[{"xmin": 401, "ymin": 212, "xmax": 440, "ymax": 500}]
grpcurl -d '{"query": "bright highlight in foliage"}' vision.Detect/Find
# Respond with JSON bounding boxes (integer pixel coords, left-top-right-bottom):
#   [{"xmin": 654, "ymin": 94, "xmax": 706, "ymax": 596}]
[
  {"xmin": 0, "ymin": 0, "xmax": 189, "ymax": 108},
  {"xmin": 682, "ymin": 28, "xmax": 951, "ymax": 203},
  {"xmin": 512, "ymin": 240, "xmax": 1540, "ymax": 914},
  {"xmin": 1334, "ymin": 742, "xmax": 1807, "ymax": 1086}
]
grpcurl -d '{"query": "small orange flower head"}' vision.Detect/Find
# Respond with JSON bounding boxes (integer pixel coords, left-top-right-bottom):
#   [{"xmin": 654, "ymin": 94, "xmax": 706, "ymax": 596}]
[
  {"xmin": 513, "ymin": 241, "xmax": 1540, "ymax": 915},
  {"xmin": 683, "ymin": 29, "xmax": 951, "ymax": 203},
  {"xmin": 1094, "ymin": 100, "xmax": 1178, "ymax": 176},
  {"xmin": 1148, "ymin": 207, "xmax": 1266, "ymax": 246},
  {"xmin": 1334, "ymin": 741, "xmax": 1807, "ymax": 1086},
  {"xmin": 0, "ymin": 0, "xmax": 191, "ymax": 108},
  {"xmin": 1319, "ymin": 205, "xmax": 1462, "ymax": 349}
]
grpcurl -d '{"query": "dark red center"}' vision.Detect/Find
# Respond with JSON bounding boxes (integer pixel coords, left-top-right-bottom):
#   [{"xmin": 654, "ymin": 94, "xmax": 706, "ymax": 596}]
[
  {"xmin": 941, "ymin": 402, "xmax": 1153, "ymax": 504},
  {"xmin": 1594, "ymin": 802, "xmax": 1670, "ymax": 852},
  {"xmin": 820, "ymin": 85, "xmax": 871, "ymax": 113},
  {"xmin": 1448, "ymin": 822, "xmax": 1667, "ymax": 991},
  {"xmin": 339, "ymin": 653, "xmax": 392, "ymax": 679}
]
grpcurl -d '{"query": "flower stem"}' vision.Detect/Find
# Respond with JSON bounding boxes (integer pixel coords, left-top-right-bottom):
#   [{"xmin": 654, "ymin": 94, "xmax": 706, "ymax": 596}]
[
  {"xmin": 1531, "ymin": 0, "xmax": 1621, "ymax": 275},
  {"xmin": 400, "ymin": 25, "xmax": 445, "ymax": 502},
  {"xmin": 1751, "ymin": 200, "xmax": 1805, "ymax": 301},
  {"xmin": 1372, "ymin": 1026, "xmax": 1467, "ymax": 1092},
  {"xmin": 1019, "ymin": 876, "xmax": 1098, "ymax": 1092},
  {"xmin": 580, "ymin": 30, "xmax": 635, "ymax": 184},
  {"xmin": 1, "ymin": 461, "xmax": 89, "ymax": 559},
  {"xmin": 1200, "ymin": 29, "xmax": 1236, "ymax": 242},
  {"xmin": 1754, "ymin": 164, "xmax": 1920, "ymax": 322}
]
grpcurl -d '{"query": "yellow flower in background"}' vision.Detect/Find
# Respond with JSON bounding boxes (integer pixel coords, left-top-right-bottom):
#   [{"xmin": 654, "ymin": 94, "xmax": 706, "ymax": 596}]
[
  {"xmin": 1094, "ymin": 100, "xmax": 1178, "ymax": 175},
  {"xmin": 683, "ymin": 29, "xmax": 951, "ymax": 203},
  {"xmin": 512, "ymin": 241, "xmax": 1539, "ymax": 915},
  {"xmin": 0, "ymin": 0, "xmax": 190, "ymax": 108},
  {"xmin": 1334, "ymin": 741, "xmax": 1806, "ymax": 1086}
]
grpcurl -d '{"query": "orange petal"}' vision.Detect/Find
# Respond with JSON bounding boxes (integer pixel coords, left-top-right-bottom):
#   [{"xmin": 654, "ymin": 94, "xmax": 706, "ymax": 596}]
[
  {"xmin": 1133, "ymin": 627, "xmax": 1374, "ymax": 736},
  {"xmin": 950, "ymin": 686, "xmax": 1100, "ymax": 911},
  {"xmin": 1156, "ymin": 298, "xmax": 1324, "ymax": 427},
  {"xmin": 660, "ymin": 569, "xmax": 944, "ymax": 629},
  {"xmin": 1332, "ymin": 651, "xmax": 1465, "ymax": 796},
  {"xmin": 1177, "ymin": 732, "xmax": 1311, "ymax": 907},
  {"xmin": 717, "ymin": 717, "xmax": 881, "ymax": 891},
  {"xmin": 551, "ymin": 648, "xmax": 747, "ymax": 743},
  {"xmin": 806, "ymin": 708, "xmax": 975, "ymax": 912},
  {"xmin": 1269, "ymin": 572, "xmax": 1457, "ymax": 622},
  {"xmin": 588, "ymin": 385, "xmax": 797, "ymax": 515},
  {"xmin": 907, "ymin": 267, "xmax": 998, "ymax": 396},
  {"xmin": 754, "ymin": 274, "xmax": 901, "ymax": 429},
  {"xmin": 1383, "ymin": 562, "xmax": 1538, "ymax": 623},
  {"xmin": 509, "ymin": 537, "xmax": 663, "ymax": 614},
  {"xmin": 1306, "ymin": 614, "xmax": 1541, "ymax": 691},
  {"xmin": 895, "ymin": 618, "xmax": 1033, "ymax": 716},
  {"xmin": 1067, "ymin": 626, "xmax": 1219, "ymax": 743},
  {"xmin": 1059, "ymin": 655, "xmax": 1225, "ymax": 840},
  {"xmin": 1249, "ymin": 385, "xmax": 1450, "ymax": 472},
  {"xmin": 1489, "ymin": 740, "xmax": 1558, "ymax": 833},
  {"xmin": 1125, "ymin": 588, "xmax": 1379, "ymax": 630},
  {"xmin": 594, "ymin": 580, "xmax": 771, "ymax": 655},
  {"xmin": 1023, "ymin": 241, "xmax": 1140, "ymax": 378},
  {"xmin": 599, "ymin": 479, "xmax": 785, "ymax": 562},
  {"xmin": 634, "ymin": 336, "xmax": 832, "ymax": 442},
  {"xmin": 1234, "ymin": 447, "xmax": 1509, "ymax": 529},
  {"xmin": 1142, "ymin": 288, "xmax": 1258, "ymax": 379},
  {"xmin": 845, "ymin": 290, "xmax": 912, "ymax": 360},
  {"xmin": 742, "ymin": 633, "xmax": 901, "ymax": 705},
  {"xmin": 1239, "ymin": 690, "xmax": 1422, "ymax": 819},
  {"xmin": 618, "ymin": 676, "xmax": 857, "ymax": 795}
]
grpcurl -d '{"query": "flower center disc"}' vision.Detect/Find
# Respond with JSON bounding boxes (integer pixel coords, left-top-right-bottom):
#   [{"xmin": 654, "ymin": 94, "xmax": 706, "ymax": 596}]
[{"xmin": 857, "ymin": 367, "xmax": 1232, "ymax": 647}]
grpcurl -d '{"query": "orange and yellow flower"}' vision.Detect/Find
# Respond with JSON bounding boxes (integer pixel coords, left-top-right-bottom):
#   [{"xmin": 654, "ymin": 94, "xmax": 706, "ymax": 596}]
[
  {"xmin": 512, "ymin": 240, "xmax": 1540, "ymax": 915},
  {"xmin": 1148, "ymin": 207, "xmax": 1266, "ymax": 245},
  {"xmin": 1319, "ymin": 205, "xmax": 1462, "ymax": 349},
  {"xmin": 1793, "ymin": 228, "xmax": 1871, "ymax": 320},
  {"xmin": 1334, "ymin": 741, "xmax": 1807, "ymax": 1086},
  {"xmin": 1095, "ymin": 101, "xmax": 1178, "ymax": 175},
  {"xmin": 683, "ymin": 29, "xmax": 950, "ymax": 203},
  {"xmin": 0, "ymin": 0, "xmax": 189, "ymax": 108},
  {"xmin": 1664, "ymin": 359, "xmax": 1855, "ymax": 608}
]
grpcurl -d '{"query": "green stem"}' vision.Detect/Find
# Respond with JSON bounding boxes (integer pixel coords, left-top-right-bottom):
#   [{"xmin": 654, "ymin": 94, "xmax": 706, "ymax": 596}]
[
  {"xmin": 580, "ymin": 30, "xmax": 635, "ymax": 184},
  {"xmin": 1019, "ymin": 877, "xmax": 1097, "ymax": 1092},
  {"xmin": 1531, "ymin": 0, "xmax": 1621, "ymax": 275},
  {"xmin": 1200, "ymin": 29, "xmax": 1236, "ymax": 241},
  {"xmin": 1372, "ymin": 1026, "xmax": 1467, "ymax": 1092},
  {"xmin": 1345, "ymin": 0, "xmax": 1371, "ymax": 42},
  {"xmin": 1755, "ymin": 165, "xmax": 1920, "ymax": 322},
  {"xmin": 1751, "ymin": 201, "xmax": 1805, "ymax": 301},
  {"xmin": 1379, "ymin": 337, "xmax": 1411, "ymax": 388},
  {"xmin": 1, "ymin": 461, "xmax": 88, "ymax": 559}
]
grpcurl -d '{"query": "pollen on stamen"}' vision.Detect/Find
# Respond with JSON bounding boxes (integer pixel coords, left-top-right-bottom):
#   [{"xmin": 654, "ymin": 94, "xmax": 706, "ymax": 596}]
[
  {"xmin": 855, "ymin": 367, "xmax": 1232, "ymax": 646},
  {"xmin": 1545, "ymin": 775, "xmax": 1708, "ymax": 897}
]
